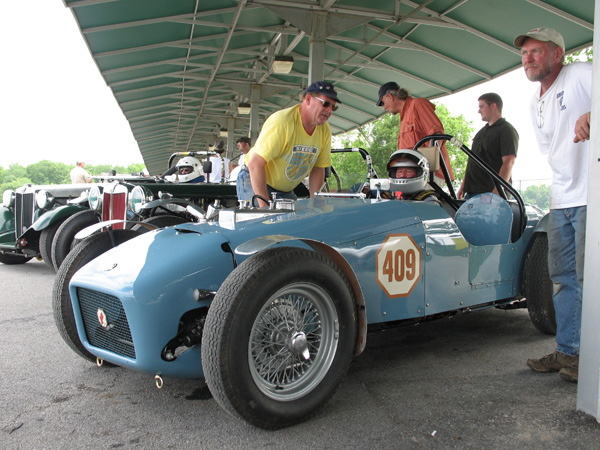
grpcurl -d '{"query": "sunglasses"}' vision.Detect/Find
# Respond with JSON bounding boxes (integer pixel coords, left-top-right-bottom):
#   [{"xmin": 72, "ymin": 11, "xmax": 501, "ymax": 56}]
[
  {"xmin": 537, "ymin": 100, "xmax": 544, "ymax": 128},
  {"xmin": 313, "ymin": 96, "xmax": 338, "ymax": 112}
]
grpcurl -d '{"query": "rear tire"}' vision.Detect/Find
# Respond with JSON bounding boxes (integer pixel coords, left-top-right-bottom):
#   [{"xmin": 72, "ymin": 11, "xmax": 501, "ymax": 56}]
[
  {"xmin": 523, "ymin": 233, "xmax": 556, "ymax": 335},
  {"xmin": 51, "ymin": 209, "xmax": 100, "ymax": 271},
  {"xmin": 52, "ymin": 229, "xmax": 141, "ymax": 364}
]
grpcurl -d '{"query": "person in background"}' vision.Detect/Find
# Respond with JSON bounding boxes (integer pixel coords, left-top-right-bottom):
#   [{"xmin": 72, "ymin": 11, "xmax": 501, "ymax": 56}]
[
  {"xmin": 246, "ymin": 80, "xmax": 340, "ymax": 207},
  {"xmin": 457, "ymin": 93, "xmax": 519, "ymax": 199},
  {"xmin": 208, "ymin": 139, "xmax": 233, "ymax": 183},
  {"xmin": 176, "ymin": 156, "xmax": 204, "ymax": 183},
  {"xmin": 235, "ymin": 136, "xmax": 253, "ymax": 201},
  {"xmin": 376, "ymin": 82, "xmax": 453, "ymax": 186},
  {"xmin": 514, "ymin": 27, "xmax": 592, "ymax": 383},
  {"xmin": 70, "ymin": 161, "xmax": 92, "ymax": 184}
]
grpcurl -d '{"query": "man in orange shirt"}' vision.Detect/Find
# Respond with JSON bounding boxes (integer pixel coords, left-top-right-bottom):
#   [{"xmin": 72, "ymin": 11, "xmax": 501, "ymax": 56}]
[{"xmin": 376, "ymin": 82, "xmax": 453, "ymax": 185}]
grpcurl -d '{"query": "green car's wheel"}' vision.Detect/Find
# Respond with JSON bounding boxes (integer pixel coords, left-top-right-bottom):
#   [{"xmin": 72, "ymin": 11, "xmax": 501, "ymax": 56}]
[
  {"xmin": 51, "ymin": 209, "xmax": 100, "ymax": 271},
  {"xmin": 39, "ymin": 218, "xmax": 67, "ymax": 271}
]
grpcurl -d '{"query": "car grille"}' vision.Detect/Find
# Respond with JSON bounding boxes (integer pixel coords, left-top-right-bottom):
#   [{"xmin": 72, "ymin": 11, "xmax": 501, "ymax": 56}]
[
  {"xmin": 77, "ymin": 287, "xmax": 136, "ymax": 359},
  {"xmin": 15, "ymin": 192, "xmax": 34, "ymax": 237},
  {"xmin": 102, "ymin": 191, "xmax": 127, "ymax": 229}
]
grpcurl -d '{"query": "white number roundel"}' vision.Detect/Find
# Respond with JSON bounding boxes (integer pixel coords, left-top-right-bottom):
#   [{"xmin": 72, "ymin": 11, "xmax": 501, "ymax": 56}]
[{"xmin": 376, "ymin": 234, "xmax": 421, "ymax": 298}]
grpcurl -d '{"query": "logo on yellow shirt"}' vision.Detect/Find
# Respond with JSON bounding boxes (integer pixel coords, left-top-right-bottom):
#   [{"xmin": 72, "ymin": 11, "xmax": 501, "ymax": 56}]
[{"xmin": 285, "ymin": 145, "xmax": 318, "ymax": 181}]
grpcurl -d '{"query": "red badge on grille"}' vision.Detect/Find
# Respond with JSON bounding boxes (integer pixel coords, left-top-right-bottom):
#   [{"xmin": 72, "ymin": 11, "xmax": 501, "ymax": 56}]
[{"xmin": 97, "ymin": 308, "xmax": 109, "ymax": 329}]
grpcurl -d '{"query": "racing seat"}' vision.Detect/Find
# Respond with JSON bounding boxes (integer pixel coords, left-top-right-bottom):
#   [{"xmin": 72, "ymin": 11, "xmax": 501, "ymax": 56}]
[{"xmin": 454, "ymin": 193, "xmax": 513, "ymax": 246}]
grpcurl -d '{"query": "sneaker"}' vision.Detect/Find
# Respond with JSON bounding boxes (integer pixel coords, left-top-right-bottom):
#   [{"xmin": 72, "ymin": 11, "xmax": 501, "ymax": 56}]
[
  {"xmin": 559, "ymin": 364, "xmax": 578, "ymax": 383},
  {"xmin": 527, "ymin": 351, "xmax": 579, "ymax": 373}
]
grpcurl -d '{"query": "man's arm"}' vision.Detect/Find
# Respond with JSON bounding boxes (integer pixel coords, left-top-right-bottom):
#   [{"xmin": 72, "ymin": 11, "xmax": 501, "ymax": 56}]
[
  {"xmin": 416, "ymin": 99, "xmax": 445, "ymax": 137},
  {"xmin": 574, "ymin": 112, "xmax": 591, "ymax": 143},
  {"xmin": 247, "ymin": 152, "xmax": 270, "ymax": 207},
  {"xmin": 456, "ymin": 178, "xmax": 466, "ymax": 199},
  {"xmin": 492, "ymin": 154, "xmax": 516, "ymax": 196},
  {"xmin": 308, "ymin": 166, "xmax": 325, "ymax": 197}
]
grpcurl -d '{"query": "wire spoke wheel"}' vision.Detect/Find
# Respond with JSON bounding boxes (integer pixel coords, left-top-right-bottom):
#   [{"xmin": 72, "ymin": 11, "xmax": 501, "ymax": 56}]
[
  {"xmin": 202, "ymin": 247, "xmax": 356, "ymax": 429},
  {"xmin": 249, "ymin": 283, "xmax": 338, "ymax": 401}
]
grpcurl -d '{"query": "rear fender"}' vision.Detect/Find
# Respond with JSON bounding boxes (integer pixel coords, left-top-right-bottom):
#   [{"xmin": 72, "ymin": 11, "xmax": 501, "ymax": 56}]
[{"xmin": 235, "ymin": 235, "xmax": 367, "ymax": 357}]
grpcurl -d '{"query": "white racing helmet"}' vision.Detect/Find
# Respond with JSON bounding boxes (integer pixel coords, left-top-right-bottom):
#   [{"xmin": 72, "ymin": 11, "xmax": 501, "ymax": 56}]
[
  {"xmin": 387, "ymin": 149, "xmax": 429, "ymax": 194},
  {"xmin": 176, "ymin": 156, "xmax": 203, "ymax": 183}
]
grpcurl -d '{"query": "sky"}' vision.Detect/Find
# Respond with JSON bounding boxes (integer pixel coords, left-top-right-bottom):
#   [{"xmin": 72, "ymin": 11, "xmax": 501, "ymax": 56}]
[{"xmin": 0, "ymin": 0, "xmax": 553, "ymax": 187}]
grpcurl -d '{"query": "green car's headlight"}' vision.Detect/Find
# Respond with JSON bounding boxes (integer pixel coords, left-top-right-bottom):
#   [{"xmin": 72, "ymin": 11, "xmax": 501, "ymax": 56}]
[
  {"xmin": 35, "ymin": 190, "xmax": 54, "ymax": 209},
  {"xmin": 129, "ymin": 186, "xmax": 153, "ymax": 214},
  {"xmin": 88, "ymin": 186, "xmax": 103, "ymax": 211},
  {"xmin": 2, "ymin": 190, "xmax": 15, "ymax": 208}
]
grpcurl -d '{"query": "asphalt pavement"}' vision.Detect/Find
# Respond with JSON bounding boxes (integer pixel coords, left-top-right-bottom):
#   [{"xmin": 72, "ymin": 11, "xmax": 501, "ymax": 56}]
[{"xmin": 1, "ymin": 259, "xmax": 599, "ymax": 449}]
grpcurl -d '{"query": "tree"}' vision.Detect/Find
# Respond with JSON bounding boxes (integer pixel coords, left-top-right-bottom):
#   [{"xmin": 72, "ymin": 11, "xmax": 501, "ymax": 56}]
[
  {"xmin": 26, "ymin": 160, "xmax": 71, "ymax": 185},
  {"xmin": 521, "ymin": 184, "xmax": 550, "ymax": 211},
  {"xmin": 333, "ymin": 103, "xmax": 474, "ymax": 187},
  {"xmin": 565, "ymin": 47, "xmax": 593, "ymax": 64},
  {"xmin": 0, "ymin": 161, "xmax": 148, "ymax": 198}
]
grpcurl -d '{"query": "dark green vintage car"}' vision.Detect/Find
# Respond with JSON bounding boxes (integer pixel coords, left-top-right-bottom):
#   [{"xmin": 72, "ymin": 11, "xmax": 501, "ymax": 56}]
[{"xmin": 1, "ymin": 183, "xmax": 92, "ymax": 266}]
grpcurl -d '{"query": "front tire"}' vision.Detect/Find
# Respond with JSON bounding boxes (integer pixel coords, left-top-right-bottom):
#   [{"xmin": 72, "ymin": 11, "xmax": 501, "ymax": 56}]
[
  {"xmin": 39, "ymin": 218, "xmax": 67, "ymax": 271},
  {"xmin": 523, "ymin": 233, "xmax": 556, "ymax": 335},
  {"xmin": 202, "ymin": 247, "xmax": 356, "ymax": 429},
  {"xmin": 51, "ymin": 209, "xmax": 100, "ymax": 271},
  {"xmin": 52, "ymin": 229, "xmax": 141, "ymax": 363}
]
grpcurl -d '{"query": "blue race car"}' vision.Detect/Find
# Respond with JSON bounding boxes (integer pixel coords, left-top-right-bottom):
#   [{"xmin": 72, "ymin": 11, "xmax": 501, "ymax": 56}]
[{"xmin": 53, "ymin": 135, "xmax": 553, "ymax": 429}]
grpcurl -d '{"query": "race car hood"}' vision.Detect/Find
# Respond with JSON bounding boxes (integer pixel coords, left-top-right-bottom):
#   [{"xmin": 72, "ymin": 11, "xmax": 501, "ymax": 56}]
[{"xmin": 72, "ymin": 197, "xmax": 442, "ymax": 293}]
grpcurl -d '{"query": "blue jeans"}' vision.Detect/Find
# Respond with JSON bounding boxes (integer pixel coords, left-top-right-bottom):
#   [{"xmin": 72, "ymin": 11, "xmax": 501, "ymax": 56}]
[
  {"xmin": 547, "ymin": 206, "xmax": 586, "ymax": 356},
  {"xmin": 267, "ymin": 185, "xmax": 297, "ymax": 200},
  {"xmin": 236, "ymin": 166, "xmax": 254, "ymax": 201}
]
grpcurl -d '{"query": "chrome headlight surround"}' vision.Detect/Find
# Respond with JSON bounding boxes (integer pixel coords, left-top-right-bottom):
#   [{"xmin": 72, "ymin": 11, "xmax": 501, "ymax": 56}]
[
  {"xmin": 2, "ymin": 189, "xmax": 15, "ymax": 208},
  {"xmin": 35, "ymin": 190, "xmax": 54, "ymax": 209},
  {"xmin": 88, "ymin": 185, "xmax": 103, "ymax": 211},
  {"xmin": 128, "ymin": 185, "xmax": 153, "ymax": 214}
]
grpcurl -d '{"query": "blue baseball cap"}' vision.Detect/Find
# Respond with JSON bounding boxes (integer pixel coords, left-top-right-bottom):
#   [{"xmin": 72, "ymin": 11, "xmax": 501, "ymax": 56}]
[
  {"xmin": 376, "ymin": 81, "xmax": 400, "ymax": 106},
  {"xmin": 304, "ymin": 81, "xmax": 342, "ymax": 103}
]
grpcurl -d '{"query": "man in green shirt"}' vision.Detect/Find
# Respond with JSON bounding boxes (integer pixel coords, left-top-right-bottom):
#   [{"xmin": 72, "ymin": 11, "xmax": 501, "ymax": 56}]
[{"xmin": 457, "ymin": 93, "xmax": 519, "ymax": 199}]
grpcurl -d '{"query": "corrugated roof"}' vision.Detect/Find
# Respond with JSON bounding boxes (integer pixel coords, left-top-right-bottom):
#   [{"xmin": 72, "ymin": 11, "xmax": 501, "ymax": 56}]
[{"xmin": 63, "ymin": 0, "xmax": 594, "ymax": 174}]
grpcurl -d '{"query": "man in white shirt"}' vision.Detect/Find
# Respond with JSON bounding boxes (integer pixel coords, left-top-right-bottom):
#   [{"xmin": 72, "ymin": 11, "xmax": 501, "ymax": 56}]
[
  {"xmin": 514, "ymin": 27, "xmax": 592, "ymax": 383},
  {"xmin": 207, "ymin": 140, "xmax": 232, "ymax": 183},
  {"xmin": 70, "ymin": 161, "xmax": 92, "ymax": 184}
]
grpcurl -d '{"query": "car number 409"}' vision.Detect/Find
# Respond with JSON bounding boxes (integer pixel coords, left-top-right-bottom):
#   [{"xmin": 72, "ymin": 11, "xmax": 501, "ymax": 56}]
[{"xmin": 376, "ymin": 234, "xmax": 422, "ymax": 298}]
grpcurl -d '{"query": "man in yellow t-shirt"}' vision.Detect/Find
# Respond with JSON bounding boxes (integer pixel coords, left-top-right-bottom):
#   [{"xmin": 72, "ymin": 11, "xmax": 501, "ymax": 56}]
[{"xmin": 245, "ymin": 80, "xmax": 341, "ymax": 207}]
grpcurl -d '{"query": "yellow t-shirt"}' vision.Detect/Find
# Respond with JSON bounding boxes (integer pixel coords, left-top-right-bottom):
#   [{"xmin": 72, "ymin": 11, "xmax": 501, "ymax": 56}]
[{"xmin": 250, "ymin": 104, "xmax": 331, "ymax": 192}]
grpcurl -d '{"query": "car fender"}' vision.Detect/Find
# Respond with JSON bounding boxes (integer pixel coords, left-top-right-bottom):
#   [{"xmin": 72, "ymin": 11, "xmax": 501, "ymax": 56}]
[
  {"xmin": 235, "ymin": 234, "xmax": 368, "ymax": 357},
  {"xmin": 31, "ymin": 204, "xmax": 88, "ymax": 231},
  {"xmin": 532, "ymin": 212, "xmax": 550, "ymax": 234},
  {"xmin": 70, "ymin": 228, "xmax": 236, "ymax": 377},
  {"xmin": 0, "ymin": 205, "xmax": 15, "ymax": 235},
  {"xmin": 74, "ymin": 219, "xmax": 127, "ymax": 240}
]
